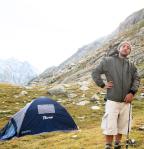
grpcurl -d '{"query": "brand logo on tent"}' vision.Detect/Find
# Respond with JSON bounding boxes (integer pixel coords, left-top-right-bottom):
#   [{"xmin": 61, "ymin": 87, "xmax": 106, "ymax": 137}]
[
  {"xmin": 21, "ymin": 130, "xmax": 31, "ymax": 135},
  {"xmin": 42, "ymin": 116, "xmax": 53, "ymax": 120}
]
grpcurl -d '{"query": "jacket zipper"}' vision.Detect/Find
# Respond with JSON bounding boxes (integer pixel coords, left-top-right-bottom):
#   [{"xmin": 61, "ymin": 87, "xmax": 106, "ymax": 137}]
[{"xmin": 122, "ymin": 59, "xmax": 124, "ymax": 100}]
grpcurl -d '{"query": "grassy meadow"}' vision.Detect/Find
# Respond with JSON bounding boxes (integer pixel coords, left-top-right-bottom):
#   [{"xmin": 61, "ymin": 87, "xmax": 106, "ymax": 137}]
[{"xmin": 0, "ymin": 81, "xmax": 144, "ymax": 149}]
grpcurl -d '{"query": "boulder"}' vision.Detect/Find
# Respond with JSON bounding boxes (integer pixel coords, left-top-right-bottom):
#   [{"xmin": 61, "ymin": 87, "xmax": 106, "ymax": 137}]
[
  {"xmin": 138, "ymin": 125, "xmax": 144, "ymax": 131},
  {"xmin": 76, "ymin": 100, "xmax": 90, "ymax": 106},
  {"xmin": 91, "ymin": 94, "xmax": 100, "ymax": 102},
  {"xmin": 48, "ymin": 85, "xmax": 66, "ymax": 95},
  {"xmin": 67, "ymin": 93, "xmax": 77, "ymax": 99},
  {"xmin": 91, "ymin": 106, "xmax": 100, "ymax": 110}
]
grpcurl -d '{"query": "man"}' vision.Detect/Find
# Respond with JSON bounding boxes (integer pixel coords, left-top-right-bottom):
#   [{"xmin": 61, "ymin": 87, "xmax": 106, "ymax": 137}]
[{"xmin": 91, "ymin": 41, "xmax": 140, "ymax": 149}]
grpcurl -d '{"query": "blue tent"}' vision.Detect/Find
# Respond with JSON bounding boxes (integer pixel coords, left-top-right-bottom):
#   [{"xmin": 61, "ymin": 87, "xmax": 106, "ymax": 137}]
[{"xmin": 0, "ymin": 97, "xmax": 78, "ymax": 140}]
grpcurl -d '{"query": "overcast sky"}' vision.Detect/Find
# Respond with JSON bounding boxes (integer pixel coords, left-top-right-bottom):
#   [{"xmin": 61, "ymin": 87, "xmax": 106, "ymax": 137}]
[{"xmin": 0, "ymin": 0, "xmax": 143, "ymax": 72}]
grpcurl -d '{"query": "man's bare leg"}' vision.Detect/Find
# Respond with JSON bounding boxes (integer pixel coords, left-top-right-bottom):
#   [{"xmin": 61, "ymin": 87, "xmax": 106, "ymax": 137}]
[
  {"xmin": 105, "ymin": 135, "xmax": 113, "ymax": 149},
  {"xmin": 114, "ymin": 134, "xmax": 122, "ymax": 149},
  {"xmin": 114, "ymin": 134, "xmax": 122, "ymax": 143}
]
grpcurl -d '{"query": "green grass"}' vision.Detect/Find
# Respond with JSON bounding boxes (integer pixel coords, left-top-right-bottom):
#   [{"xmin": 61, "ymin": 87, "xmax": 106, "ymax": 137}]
[{"xmin": 0, "ymin": 82, "xmax": 144, "ymax": 149}]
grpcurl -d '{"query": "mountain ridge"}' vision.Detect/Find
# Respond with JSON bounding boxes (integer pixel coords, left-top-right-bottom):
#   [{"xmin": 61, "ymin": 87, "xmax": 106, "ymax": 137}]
[
  {"xmin": 0, "ymin": 58, "xmax": 38, "ymax": 85},
  {"xmin": 29, "ymin": 8, "xmax": 144, "ymax": 86}
]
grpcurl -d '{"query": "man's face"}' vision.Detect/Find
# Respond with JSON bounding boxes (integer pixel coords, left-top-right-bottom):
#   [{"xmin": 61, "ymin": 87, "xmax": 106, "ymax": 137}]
[{"xmin": 118, "ymin": 43, "xmax": 131, "ymax": 57}]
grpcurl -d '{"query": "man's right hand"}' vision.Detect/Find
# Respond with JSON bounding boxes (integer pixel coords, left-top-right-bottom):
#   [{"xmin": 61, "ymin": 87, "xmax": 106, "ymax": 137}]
[{"xmin": 104, "ymin": 81, "xmax": 113, "ymax": 89}]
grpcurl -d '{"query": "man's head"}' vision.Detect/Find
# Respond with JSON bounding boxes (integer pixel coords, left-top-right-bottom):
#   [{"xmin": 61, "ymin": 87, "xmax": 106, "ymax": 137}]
[{"xmin": 118, "ymin": 41, "xmax": 132, "ymax": 58}]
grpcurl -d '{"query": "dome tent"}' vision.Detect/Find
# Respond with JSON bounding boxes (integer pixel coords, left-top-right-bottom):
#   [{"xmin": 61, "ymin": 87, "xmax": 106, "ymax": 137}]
[{"xmin": 0, "ymin": 97, "xmax": 78, "ymax": 140}]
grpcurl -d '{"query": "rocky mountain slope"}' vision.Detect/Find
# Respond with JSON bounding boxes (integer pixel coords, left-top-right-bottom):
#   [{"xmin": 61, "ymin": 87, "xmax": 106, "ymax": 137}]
[
  {"xmin": 29, "ymin": 8, "xmax": 144, "ymax": 86},
  {"xmin": 0, "ymin": 58, "xmax": 38, "ymax": 85}
]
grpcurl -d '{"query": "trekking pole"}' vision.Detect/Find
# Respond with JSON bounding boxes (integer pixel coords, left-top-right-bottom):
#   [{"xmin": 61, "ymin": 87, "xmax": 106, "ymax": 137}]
[{"xmin": 126, "ymin": 103, "xmax": 132, "ymax": 149}]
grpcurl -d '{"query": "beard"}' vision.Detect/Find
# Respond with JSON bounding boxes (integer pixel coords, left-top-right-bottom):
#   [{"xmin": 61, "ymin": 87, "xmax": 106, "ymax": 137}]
[{"xmin": 119, "ymin": 52, "xmax": 128, "ymax": 58}]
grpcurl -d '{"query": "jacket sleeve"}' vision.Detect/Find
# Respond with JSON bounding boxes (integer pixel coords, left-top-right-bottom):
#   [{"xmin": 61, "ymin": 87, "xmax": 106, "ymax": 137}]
[
  {"xmin": 91, "ymin": 58, "xmax": 106, "ymax": 88},
  {"xmin": 129, "ymin": 65, "xmax": 140, "ymax": 95}
]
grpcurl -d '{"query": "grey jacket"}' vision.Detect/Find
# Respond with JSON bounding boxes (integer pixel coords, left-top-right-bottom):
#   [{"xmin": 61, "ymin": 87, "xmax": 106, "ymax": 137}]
[{"xmin": 92, "ymin": 56, "xmax": 140, "ymax": 102}]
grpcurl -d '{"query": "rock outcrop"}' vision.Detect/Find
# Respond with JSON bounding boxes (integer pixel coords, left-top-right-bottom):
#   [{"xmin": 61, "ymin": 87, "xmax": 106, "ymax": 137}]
[{"xmin": 29, "ymin": 8, "xmax": 144, "ymax": 86}]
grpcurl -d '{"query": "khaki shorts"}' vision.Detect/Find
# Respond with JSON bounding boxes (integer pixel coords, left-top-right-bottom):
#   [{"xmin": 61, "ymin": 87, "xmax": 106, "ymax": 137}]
[{"xmin": 101, "ymin": 100, "xmax": 132, "ymax": 135}]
